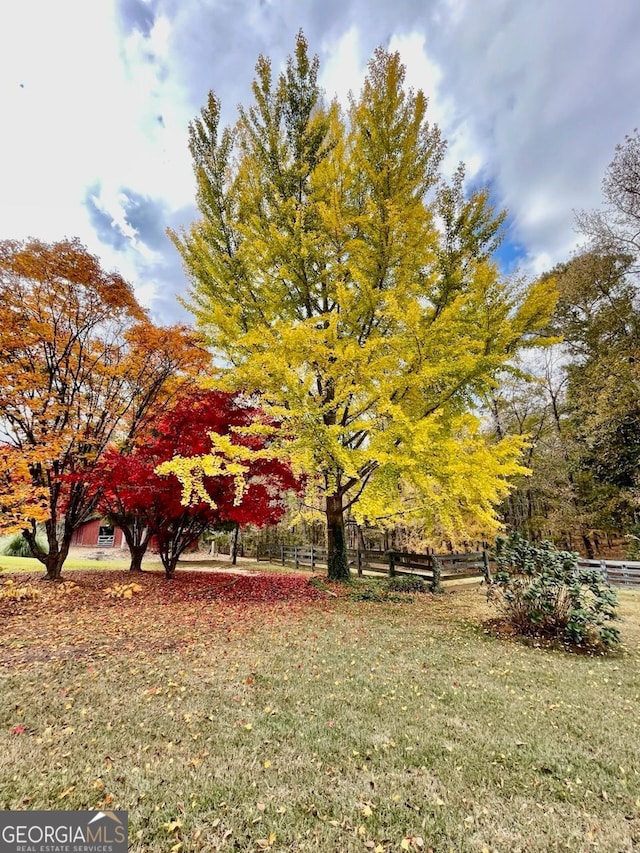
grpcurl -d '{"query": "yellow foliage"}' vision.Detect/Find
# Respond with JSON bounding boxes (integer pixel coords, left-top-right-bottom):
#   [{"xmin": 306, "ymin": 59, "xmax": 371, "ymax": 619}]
[
  {"xmin": 156, "ymin": 434, "xmax": 254, "ymax": 509},
  {"xmin": 169, "ymin": 39, "xmax": 557, "ymax": 541},
  {"xmin": 0, "ymin": 238, "xmax": 208, "ymax": 555},
  {"xmin": 57, "ymin": 581, "xmax": 80, "ymax": 595},
  {"xmin": 0, "ymin": 447, "xmax": 50, "ymax": 534},
  {"xmin": 104, "ymin": 582, "xmax": 143, "ymax": 600},
  {"xmin": 0, "ymin": 579, "xmax": 41, "ymax": 602}
]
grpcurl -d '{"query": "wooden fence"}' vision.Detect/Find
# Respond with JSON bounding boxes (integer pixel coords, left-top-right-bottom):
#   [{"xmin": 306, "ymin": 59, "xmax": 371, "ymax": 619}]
[
  {"xmin": 257, "ymin": 546, "xmax": 640, "ymax": 590},
  {"xmin": 257, "ymin": 544, "xmax": 490, "ymax": 591},
  {"xmin": 578, "ymin": 558, "xmax": 640, "ymax": 588}
]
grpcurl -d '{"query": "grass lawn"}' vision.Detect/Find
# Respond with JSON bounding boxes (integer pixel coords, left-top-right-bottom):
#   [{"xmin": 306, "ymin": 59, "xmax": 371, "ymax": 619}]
[
  {"xmin": 0, "ymin": 551, "xmax": 287, "ymax": 575},
  {"xmin": 0, "ymin": 553, "xmax": 135, "ymax": 572},
  {"xmin": 1, "ymin": 568, "xmax": 639, "ymax": 852}
]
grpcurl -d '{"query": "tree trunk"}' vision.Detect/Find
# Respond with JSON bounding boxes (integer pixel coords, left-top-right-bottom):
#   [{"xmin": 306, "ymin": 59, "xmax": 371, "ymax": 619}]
[
  {"xmin": 581, "ymin": 530, "xmax": 595, "ymax": 559},
  {"xmin": 24, "ymin": 520, "xmax": 70, "ymax": 580},
  {"xmin": 44, "ymin": 553, "xmax": 65, "ymax": 580},
  {"xmin": 129, "ymin": 544, "xmax": 147, "ymax": 572},
  {"xmin": 43, "ymin": 539, "xmax": 70, "ymax": 580},
  {"xmin": 231, "ymin": 523, "xmax": 240, "ymax": 566},
  {"xmin": 160, "ymin": 548, "xmax": 179, "ymax": 579},
  {"xmin": 119, "ymin": 522, "xmax": 150, "ymax": 572},
  {"xmin": 120, "ymin": 525, "xmax": 150, "ymax": 572},
  {"xmin": 164, "ymin": 560, "xmax": 178, "ymax": 579},
  {"xmin": 326, "ymin": 494, "xmax": 349, "ymax": 581}
]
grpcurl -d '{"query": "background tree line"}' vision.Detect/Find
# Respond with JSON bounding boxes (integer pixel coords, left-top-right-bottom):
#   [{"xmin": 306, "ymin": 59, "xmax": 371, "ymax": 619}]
[{"xmin": 489, "ymin": 130, "xmax": 640, "ymax": 556}]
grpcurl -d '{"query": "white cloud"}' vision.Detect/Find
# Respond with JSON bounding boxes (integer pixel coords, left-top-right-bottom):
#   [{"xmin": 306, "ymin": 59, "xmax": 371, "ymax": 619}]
[
  {"xmin": 428, "ymin": 0, "xmax": 640, "ymax": 268},
  {"xmin": 387, "ymin": 31, "xmax": 482, "ymax": 180},
  {"xmin": 319, "ymin": 26, "xmax": 365, "ymax": 106},
  {"xmin": 1, "ymin": 0, "xmax": 639, "ymax": 321},
  {"xmin": 0, "ymin": 0, "xmax": 199, "ymax": 314}
]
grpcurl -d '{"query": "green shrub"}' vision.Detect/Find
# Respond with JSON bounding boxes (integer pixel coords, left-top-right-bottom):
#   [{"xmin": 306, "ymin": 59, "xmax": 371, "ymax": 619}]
[
  {"xmin": 348, "ymin": 588, "xmax": 410, "ymax": 603},
  {"xmin": 2, "ymin": 533, "xmax": 48, "ymax": 558},
  {"xmin": 488, "ymin": 532, "xmax": 620, "ymax": 651},
  {"xmin": 386, "ymin": 574, "xmax": 426, "ymax": 593}
]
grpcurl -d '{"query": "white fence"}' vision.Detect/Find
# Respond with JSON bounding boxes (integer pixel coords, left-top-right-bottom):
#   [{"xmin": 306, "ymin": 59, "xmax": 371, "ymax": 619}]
[{"xmin": 578, "ymin": 559, "xmax": 640, "ymax": 588}]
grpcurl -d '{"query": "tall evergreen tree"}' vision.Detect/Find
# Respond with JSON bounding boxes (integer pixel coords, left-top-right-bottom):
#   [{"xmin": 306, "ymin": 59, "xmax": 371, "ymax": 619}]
[{"xmin": 169, "ymin": 34, "xmax": 556, "ymax": 579}]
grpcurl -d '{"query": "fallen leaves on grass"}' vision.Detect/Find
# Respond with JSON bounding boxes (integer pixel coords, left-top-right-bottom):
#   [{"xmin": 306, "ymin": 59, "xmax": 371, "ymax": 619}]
[
  {"xmin": 400, "ymin": 837, "xmax": 425, "ymax": 851},
  {"xmin": 0, "ymin": 570, "xmax": 333, "ymax": 667},
  {"xmin": 104, "ymin": 582, "xmax": 144, "ymax": 599},
  {"xmin": 0, "ymin": 579, "xmax": 41, "ymax": 601}
]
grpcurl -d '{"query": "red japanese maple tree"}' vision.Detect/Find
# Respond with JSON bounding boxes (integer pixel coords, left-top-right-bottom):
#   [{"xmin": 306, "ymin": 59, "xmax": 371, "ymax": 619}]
[{"xmin": 90, "ymin": 389, "xmax": 300, "ymax": 578}]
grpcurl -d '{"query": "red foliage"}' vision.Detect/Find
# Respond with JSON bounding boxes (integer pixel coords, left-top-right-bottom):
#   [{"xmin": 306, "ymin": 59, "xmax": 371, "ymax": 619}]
[
  {"xmin": 88, "ymin": 390, "xmax": 300, "ymax": 576},
  {"xmin": 170, "ymin": 571, "xmax": 327, "ymax": 604}
]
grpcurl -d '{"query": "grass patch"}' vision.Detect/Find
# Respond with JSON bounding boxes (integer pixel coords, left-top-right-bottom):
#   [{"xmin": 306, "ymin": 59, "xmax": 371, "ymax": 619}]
[
  {"xmin": 0, "ymin": 554, "xmax": 134, "ymax": 573},
  {"xmin": 1, "ymin": 571, "xmax": 639, "ymax": 852}
]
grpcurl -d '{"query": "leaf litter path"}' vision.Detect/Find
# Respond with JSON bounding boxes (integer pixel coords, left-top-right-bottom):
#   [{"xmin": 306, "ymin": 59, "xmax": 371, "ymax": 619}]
[{"xmin": 0, "ymin": 570, "xmax": 332, "ymax": 669}]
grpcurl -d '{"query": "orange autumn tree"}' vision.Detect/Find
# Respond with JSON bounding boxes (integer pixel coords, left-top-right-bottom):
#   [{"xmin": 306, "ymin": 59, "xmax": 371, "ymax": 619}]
[{"xmin": 0, "ymin": 238, "xmax": 209, "ymax": 579}]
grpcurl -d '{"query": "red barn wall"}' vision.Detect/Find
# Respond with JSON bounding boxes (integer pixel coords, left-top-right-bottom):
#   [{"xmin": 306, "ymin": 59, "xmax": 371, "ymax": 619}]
[{"xmin": 70, "ymin": 520, "xmax": 124, "ymax": 548}]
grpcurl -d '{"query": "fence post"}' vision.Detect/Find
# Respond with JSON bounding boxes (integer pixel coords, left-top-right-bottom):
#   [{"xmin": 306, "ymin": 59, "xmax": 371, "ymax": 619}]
[
  {"xmin": 431, "ymin": 555, "xmax": 442, "ymax": 593},
  {"xmin": 281, "ymin": 545, "xmax": 285, "ymax": 566},
  {"xmin": 357, "ymin": 548, "xmax": 363, "ymax": 577},
  {"xmin": 482, "ymin": 549, "xmax": 492, "ymax": 584},
  {"xmin": 310, "ymin": 545, "xmax": 315, "ymax": 570},
  {"xmin": 389, "ymin": 551, "xmax": 396, "ymax": 577},
  {"xmin": 621, "ymin": 562, "xmax": 630, "ymax": 585},
  {"xmin": 600, "ymin": 560, "xmax": 608, "ymax": 583},
  {"xmin": 294, "ymin": 546, "xmax": 299, "ymax": 570}
]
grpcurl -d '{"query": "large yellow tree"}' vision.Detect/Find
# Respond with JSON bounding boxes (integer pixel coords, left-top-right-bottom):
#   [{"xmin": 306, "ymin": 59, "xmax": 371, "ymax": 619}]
[
  {"xmin": 170, "ymin": 34, "xmax": 556, "ymax": 579},
  {"xmin": 0, "ymin": 238, "xmax": 208, "ymax": 579}
]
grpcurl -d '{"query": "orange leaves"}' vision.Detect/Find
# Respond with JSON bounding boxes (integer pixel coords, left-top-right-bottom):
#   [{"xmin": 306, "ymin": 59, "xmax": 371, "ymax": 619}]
[
  {"xmin": 125, "ymin": 323, "xmax": 209, "ymax": 383},
  {"xmin": 57, "ymin": 785, "xmax": 76, "ymax": 800},
  {"xmin": 0, "ymin": 238, "xmax": 144, "ymax": 320},
  {"xmin": 400, "ymin": 836, "xmax": 425, "ymax": 851},
  {"xmin": 120, "ymin": 322, "xmax": 211, "ymax": 438},
  {"xmin": 57, "ymin": 581, "xmax": 80, "ymax": 596},
  {"xmin": 0, "ymin": 239, "xmax": 148, "ymax": 539},
  {"xmin": 0, "ymin": 569, "xmax": 331, "ymax": 668},
  {"xmin": 0, "ymin": 446, "xmax": 50, "ymax": 534},
  {"xmin": 0, "ymin": 239, "xmax": 212, "ymax": 573}
]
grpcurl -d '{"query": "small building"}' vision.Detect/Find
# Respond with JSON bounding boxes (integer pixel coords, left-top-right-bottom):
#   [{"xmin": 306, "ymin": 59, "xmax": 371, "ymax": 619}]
[{"xmin": 70, "ymin": 518, "xmax": 125, "ymax": 549}]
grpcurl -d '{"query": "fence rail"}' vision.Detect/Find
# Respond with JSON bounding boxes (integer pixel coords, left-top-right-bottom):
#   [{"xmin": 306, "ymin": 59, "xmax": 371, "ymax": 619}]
[
  {"xmin": 257, "ymin": 546, "xmax": 640, "ymax": 590},
  {"xmin": 257, "ymin": 544, "xmax": 489, "ymax": 591},
  {"xmin": 578, "ymin": 558, "xmax": 640, "ymax": 587}
]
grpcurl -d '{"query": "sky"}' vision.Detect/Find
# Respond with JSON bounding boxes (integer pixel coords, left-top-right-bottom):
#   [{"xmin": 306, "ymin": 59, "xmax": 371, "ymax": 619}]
[{"xmin": 1, "ymin": 0, "xmax": 638, "ymax": 324}]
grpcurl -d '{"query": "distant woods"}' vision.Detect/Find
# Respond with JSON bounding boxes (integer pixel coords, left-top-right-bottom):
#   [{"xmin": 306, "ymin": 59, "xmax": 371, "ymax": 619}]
[{"xmin": 488, "ymin": 130, "xmax": 640, "ymax": 556}]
